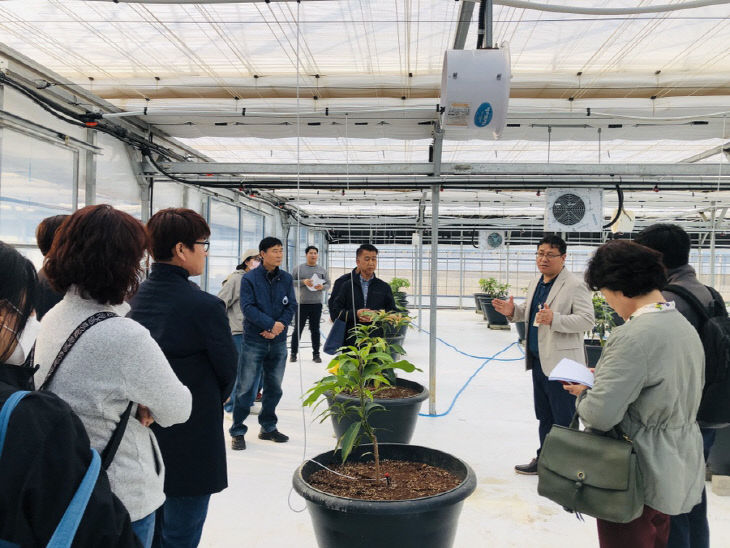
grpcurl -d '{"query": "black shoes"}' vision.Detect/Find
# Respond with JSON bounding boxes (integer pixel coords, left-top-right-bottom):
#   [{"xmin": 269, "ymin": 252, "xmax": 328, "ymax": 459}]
[
  {"xmin": 289, "ymin": 353, "xmax": 297, "ymax": 362},
  {"xmin": 313, "ymin": 354, "xmax": 322, "ymax": 363},
  {"xmin": 258, "ymin": 429, "xmax": 289, "ymax": 443},
  {"xmin": 231, "ymin": 435, "xmax": 246, "ymax": 451},
  {"xmin": 515, "ymin": 458, "xmax": 538, "ymax": 475}
]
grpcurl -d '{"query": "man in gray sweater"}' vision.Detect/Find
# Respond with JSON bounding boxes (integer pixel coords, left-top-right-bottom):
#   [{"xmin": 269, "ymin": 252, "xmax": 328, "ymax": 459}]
[{"xmin": 290, "ymin": 245, "xmax": 330, "ymax": 363}]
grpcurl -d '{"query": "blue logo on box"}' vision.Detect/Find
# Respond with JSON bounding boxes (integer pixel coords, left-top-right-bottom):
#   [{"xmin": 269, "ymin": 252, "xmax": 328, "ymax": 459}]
[{"xmin": 474, "ymin": 102, "xmax": 493, "ymax": 127}]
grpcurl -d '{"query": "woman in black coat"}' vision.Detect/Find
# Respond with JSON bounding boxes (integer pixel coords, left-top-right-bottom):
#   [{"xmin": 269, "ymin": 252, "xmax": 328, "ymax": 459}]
[{"xmin": 128, "ymin": 209, "xmax": 236, "ymax": 548}]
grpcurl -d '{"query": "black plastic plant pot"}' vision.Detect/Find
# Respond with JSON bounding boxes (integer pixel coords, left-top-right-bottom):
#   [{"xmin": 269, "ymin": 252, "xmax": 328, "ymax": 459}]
[
  {"xmin": 481, "ymin": 297, "xmax": 509, "ymax": 327},
  {"xmin": 474, "ymin": 292, "xmax": 488, "ymax": 315},
  {"xmin": 292, "ymin": 443, "xmax": 477, "ymax": 548},
  {"xmin": 327, "ymin": 378, "xmax": 429, "ymax": 444},
  {"xmin": 475, "ymin": 294, "xmax": 490, "ymax": 320},
  {"xmin": 584, "ymin": 339, "xmax": 603, "ymax": 368},
  {"xmin": 385, "ymin": 333, "xmax": 407, "ymax": 361}
]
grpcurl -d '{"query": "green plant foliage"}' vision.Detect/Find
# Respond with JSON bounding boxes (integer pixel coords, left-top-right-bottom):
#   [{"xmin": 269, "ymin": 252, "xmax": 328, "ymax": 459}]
[
  {"xmin": 390, "ymin": 278, "xmax": 411, "ymax": 311},
  {"xmin": 303, "ymin": 310, "xmax": 420, "ymax": 477},
  {"xmin": 589, "ymin": 292, "xmax": 618, "ymax": 345},
  {"xmin": 478, "ymin": 277, "xmax": 510, "ymax": 297}
]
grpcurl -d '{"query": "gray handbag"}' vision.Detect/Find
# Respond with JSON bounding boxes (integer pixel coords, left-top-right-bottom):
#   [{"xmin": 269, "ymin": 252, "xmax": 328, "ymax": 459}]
[{"xmin": 537, "ymin": 413, "xmax": 644, "ymax": 523}]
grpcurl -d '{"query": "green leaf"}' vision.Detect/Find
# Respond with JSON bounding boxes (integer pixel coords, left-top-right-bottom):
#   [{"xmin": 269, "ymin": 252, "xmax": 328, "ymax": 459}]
[{"xmin": 339, "ymin": 422, "xmax": 361, "ymax": 463}]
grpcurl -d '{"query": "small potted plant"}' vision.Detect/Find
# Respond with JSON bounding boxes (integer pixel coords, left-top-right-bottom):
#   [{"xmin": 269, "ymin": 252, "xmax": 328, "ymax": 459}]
[
  {"xmin": 584, "ymin": 292, "xmax": 622, "ymax": 367},
  {"xmin": 294, "ymin": 311, "xmax": 476, "ymax": 548},
  {"xmin": 478, "ymin": 277, "xmax": 511, "ymax": 329},
  {"xmin": 389, "ymin": 277, "xmax": 410, "ymax": 312}
]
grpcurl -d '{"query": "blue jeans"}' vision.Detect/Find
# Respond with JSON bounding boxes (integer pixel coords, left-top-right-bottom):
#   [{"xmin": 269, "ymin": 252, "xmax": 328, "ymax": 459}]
[
  {"xmin": 532, "ymin": 355, "xmax": 576, "ymax": 456},
  {"xmin": 229, "ymin": 337, "xmax": 287, "ymax": 437},
  {"xmin": 667, "ymin": 428, "xmax": 716, "ymax": 548},
  {"xmin": 224, "ymin": 334, "xmax": 263, "ymax": 413},
  {"xmin": 151, "ymin": 495, "xmax": 210, "ymax": 548},
  {"xmin": 131, "ymin": 512, "xmax": 156, "ymax": 548}
]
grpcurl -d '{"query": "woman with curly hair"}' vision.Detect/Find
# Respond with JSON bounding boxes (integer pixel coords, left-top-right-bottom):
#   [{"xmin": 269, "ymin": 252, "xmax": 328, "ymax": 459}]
[{"xmin": 34, "ymin": 204, "xmax": 192, "ymax": 548}]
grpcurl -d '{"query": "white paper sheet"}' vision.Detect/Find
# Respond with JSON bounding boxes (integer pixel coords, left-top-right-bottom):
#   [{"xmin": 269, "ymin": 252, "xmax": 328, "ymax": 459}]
[
  {"xmin": 548, "ymin": 358, "xmax": 594, "ymax": 388},
  {"xmin": 307, "ymin": 273, "xmax": 324, "ymax": 292}
]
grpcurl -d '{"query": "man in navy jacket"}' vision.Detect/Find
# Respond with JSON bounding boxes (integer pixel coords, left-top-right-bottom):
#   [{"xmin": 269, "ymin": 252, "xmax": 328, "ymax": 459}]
[{"xmin": 230, "ymin": 237, "xmax": 296, "ymax": 450}]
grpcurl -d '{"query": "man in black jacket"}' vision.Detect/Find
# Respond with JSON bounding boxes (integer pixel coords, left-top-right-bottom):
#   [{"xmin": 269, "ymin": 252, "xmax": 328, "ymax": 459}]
[
  {"xmin": 129, "ymin": 209, "xmax": 236, "ymax": 548},
  {"xmin": 328, "ymin": 243, "xmax": 396, "ymax": 346},
  {"xmin": 635, "ymin": 223, "xmax": 718, "ymax": 548}
]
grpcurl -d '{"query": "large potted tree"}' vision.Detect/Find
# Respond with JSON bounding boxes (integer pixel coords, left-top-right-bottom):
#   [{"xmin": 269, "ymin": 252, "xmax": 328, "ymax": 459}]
[
  {"xmin": 317, "ymin": 311, "xmax": 427, "ymax": 444},
  {"xmin": 584, "ymin": 292, "xmax": 622, "ymax": 367},
  {"xmin": 478, "ymin": 277, "xmax": 511, "ymax": 329},
  {"xmin": 295, "ymin": 317, "xmax": 476, "ymax": 548}
]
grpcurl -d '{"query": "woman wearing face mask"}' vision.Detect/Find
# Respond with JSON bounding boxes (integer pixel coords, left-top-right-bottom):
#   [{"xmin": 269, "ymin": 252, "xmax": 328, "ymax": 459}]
[
  {"xmin": 218, "ymin": 250, "xmax": 262, "ymax": 412},
  {"xmin": 33, "ymin": 205, "xmax": 192, "ymax": 548},
  {"xmin": 0, "ymin": 241, "xmax": 140, "ymax": 547}
]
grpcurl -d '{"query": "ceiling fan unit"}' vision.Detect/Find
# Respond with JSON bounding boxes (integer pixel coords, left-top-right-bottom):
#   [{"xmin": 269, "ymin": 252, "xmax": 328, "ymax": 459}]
[{"xmin": 544, "ymin": 188, "xmax": 604, "ymax": 233}]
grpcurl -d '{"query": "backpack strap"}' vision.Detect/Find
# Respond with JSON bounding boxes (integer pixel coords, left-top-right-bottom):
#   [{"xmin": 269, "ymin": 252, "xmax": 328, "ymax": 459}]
[
  {"xmin": 39, "ymin": 312, "xmax": 118, "ymax": 391},
  {"xmin": 705, "ymin": 286, "xmax": 729, "ymax": 318},
  {"xmin": 0, "ymin": 390, "xmax": 31, "ymax": 461},
  {"xmin": 46, "ymin": 449, "xmax": 101, "ymax": 548},
  {"xmin": 38, "ymin": 311, "xmax": 131, "ymax": 471},
  {"xmin": 664, "ymin": 284, "xmax": 712, "ymax": 323}
]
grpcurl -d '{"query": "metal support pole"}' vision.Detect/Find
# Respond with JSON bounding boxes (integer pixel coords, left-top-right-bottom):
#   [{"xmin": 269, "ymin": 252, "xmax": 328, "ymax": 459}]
[
  {"xmin": 710, "ymin": 204, "xmax": 717, "ymax": 287},
  {"xmin": 429, "ymin": 184, "xmax": 439, "ymax": 415},
  {"xmin": 418, "ymin": 229, "xmax": 424, "ymax": 329},
  {"xmin": 84, "ymin": 129, "xmax": 97, "ymax": 207},
  {"xmin": 459, "ymin": 231, "xmax": 464, "ymax": 309},
  {"xmin": 486, "ymin": 0, "xmax": 494, "ymax": 49}
]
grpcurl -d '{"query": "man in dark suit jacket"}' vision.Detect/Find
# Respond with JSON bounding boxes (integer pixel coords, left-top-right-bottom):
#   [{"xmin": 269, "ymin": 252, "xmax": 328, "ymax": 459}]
[
  {"xmin": 129, "ymin": 208, "xmax": 236, "ymax": 548},
  {"xmin": 328, "ymin": 243, "xmax": 396, "ymax": 347}
]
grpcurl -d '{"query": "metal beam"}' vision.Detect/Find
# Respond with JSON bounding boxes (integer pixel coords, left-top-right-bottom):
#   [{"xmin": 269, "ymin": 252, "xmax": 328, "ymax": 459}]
[
  {"xmin": 160, "ymin": 161, "xmax": 728, "ymax": 178},
  {"xmin": 429, "ymin": 184, "xmax": 440, "ymax": 415},
  {"xmin": 680, "ymin": 141, "xmax": 730, "ymax": 163},
  {"xmin": 453, "ymin": 0, "xmax": 475, "ymax": 50}
]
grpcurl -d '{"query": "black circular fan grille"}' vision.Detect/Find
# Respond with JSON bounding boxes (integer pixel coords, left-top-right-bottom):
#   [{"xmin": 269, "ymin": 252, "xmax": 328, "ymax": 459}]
[
  {"xmin": 487, "ymin": 232, "xmax": 503, "ymax": 248},
  {"xmin": 552, "ymin": 193, "xmax": 586, "ymax": 226}
]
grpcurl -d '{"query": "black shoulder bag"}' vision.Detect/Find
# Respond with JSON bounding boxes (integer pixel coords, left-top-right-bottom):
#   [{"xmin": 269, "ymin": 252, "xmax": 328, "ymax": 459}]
[{"xmin": 39, "ymin": 312, "xmax": 134, "ymax": 470}]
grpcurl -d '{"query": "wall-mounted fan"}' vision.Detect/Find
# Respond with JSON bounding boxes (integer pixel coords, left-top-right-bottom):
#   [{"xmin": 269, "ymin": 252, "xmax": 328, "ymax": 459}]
[
  {"xmin": 544, "ymin": 188, "xmax": 603, "ymax": 232},
  {"xmin": 479, "ymin": 230, "xmax": 506, "ymax": 250}
]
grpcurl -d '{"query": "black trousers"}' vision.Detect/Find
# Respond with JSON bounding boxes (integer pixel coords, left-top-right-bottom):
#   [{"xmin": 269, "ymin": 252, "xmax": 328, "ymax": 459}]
[{"xmin": 290, "ymin": 303, "xmax": 322, "ymax": 355}]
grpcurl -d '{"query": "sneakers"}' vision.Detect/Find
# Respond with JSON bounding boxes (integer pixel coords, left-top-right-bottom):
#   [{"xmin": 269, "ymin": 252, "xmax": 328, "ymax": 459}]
[
  {"xmin": 313, "ymin": 354, "xmax": 322, "ymax": 364},
  {"xmin": 515, "ymin": 458, "xmax": 538, "ymax": 475},
  {"xmin": 289, "ymin": 353, "xmax": 297, "ymax": 362},
  {"xmin": 258, "ymin": 429, "xmax": 289, "ymax": 443},
  {"xmin": 231, "ymin": 435, "xmax": 246, "ymax": 451}
]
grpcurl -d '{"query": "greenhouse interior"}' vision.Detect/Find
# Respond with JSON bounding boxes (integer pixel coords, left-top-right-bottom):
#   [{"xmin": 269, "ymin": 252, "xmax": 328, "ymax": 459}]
[{"xmin": 1, "ymin": 1, "xmax": 730, "ymax": 547}]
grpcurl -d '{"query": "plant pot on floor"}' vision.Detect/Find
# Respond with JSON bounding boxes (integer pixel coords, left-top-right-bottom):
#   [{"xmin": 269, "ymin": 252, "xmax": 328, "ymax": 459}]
[
  {"xmin": 584, "ymin": 339, "xmax": 604, "ymax": 368},
  {"xmin": 481, "ymin": 297, "xmax": 510, "ymax": 329},
  {"xmin": 293, "ymin": 443, "xmax": 477, "ymax": 548},
  {"xmin": 474, "ymin": 292, "xmax": 489, "ymax": 315},
  {"xmin": 327, "ymin": 378, "xmax": 429, "ymax": 444}
]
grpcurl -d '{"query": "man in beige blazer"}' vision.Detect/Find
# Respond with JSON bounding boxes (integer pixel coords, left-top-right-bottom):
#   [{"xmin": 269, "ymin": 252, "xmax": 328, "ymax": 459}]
[{"xmin": 493, "ymin": 235, "xmax": 594, "ymax": 475}]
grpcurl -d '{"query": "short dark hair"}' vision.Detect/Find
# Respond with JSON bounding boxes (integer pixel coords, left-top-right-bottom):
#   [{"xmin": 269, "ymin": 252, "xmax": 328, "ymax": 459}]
[
  {"xmin": 356, "ymin": 244, "xmax": 378, "ymax": 257},
  {"xmin": 147, "ymin": 208, "xmax": 210, "ymax": 261},
  {"xmin": 35, "ymin": 215, "xmax": 69, "ymax": 256},
  {"xmin": 0, "ymin": 242, "xmax": 37, "ymax": 362},
  {"xmin": 305, "ymin": 245, "xmax": 318, "ymax": 254},
  {"xmin": 585, "ymin": 240, "xmax": 667, "ymax": 298},
  {"xmin": 259, "ymin": 237, "xmax": 283, "ymax": 252},
  {"xmin": 538, "ymin": 234, "xmax": 566, "ymax": 256},
  {"xmin": 44, "ymin": 205, "xmax": 148, "ymax": 305},
  {"xmin": 634, "ymin": 223, "xmax": 690, "ymax": 269}
]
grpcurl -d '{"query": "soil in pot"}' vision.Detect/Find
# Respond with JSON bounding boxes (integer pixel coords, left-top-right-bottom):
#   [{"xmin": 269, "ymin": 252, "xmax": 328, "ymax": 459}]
[
  {"xmin": 343, "ymin": 384, "xmax": 420, "ymax": 399},
  {"xmin": 308, "ymin": 459, "xmax": 460, "ymax": 501}
]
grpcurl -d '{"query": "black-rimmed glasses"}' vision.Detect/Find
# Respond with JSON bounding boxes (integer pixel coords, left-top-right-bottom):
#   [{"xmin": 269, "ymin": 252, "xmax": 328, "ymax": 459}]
[{"xmin": 194, "ymin": 240, "xmax": 210, "ymax": 252}]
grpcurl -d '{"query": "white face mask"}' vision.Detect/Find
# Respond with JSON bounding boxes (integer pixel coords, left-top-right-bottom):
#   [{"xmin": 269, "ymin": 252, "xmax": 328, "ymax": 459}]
[{"xmin": 5, "ymin": 316, "xmax": 41, "ymax": 366}]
